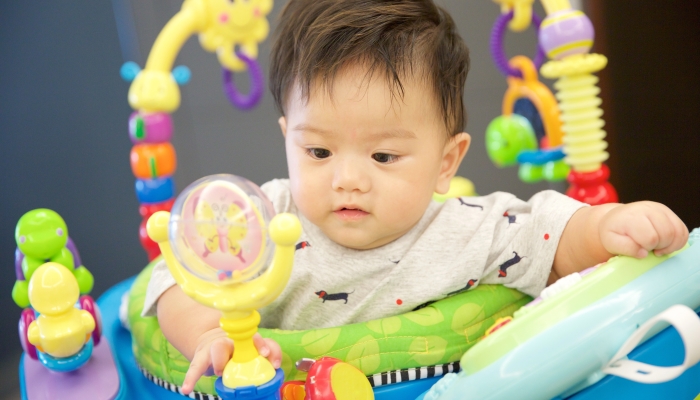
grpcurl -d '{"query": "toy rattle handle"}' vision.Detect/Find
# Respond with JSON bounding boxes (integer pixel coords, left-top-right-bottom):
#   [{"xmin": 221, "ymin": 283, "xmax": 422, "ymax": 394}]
[
  {"xmin": 602, "ymin": 304, "xmax": 700, "ymax": 383},
  {"xmin": 490, "ymin": 10, "xmax": 546, "ymax": 78},
  {"xmin": 15, "ymin": 248, "xmax": 24, "ymax": 281},
  {"xmin": 222, "ymin": 51, "xmax": 264, "ymax": 110},
  {"xmin": 66, "ymin": 237, "xmax": 83, "ymax": 269}
]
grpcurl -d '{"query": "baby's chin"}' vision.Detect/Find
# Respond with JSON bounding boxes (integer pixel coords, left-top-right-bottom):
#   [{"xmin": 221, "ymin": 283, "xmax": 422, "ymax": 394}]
[{"xmin": 321, "ymin": 225, "xmax": 404, "ymax": 250}]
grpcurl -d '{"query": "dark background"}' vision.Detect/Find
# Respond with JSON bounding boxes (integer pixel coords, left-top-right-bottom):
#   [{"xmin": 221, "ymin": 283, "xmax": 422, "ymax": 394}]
[
  {"xmin": 1, "ymin": 0, "xmax": 698, "ymax": 397},
  {"xmin": 589, "ymin": 0, "xmax": 700, "ymax": 227}
]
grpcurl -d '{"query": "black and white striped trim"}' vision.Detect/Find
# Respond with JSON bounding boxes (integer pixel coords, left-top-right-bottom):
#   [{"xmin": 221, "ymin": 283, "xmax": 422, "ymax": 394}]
[
  {"xmin": 368, "ymin": 361, "xmax": 460, "ymax": 388},
  {"xmin": 137, "ymin": 363, "xmax": 221, "ymax": 400},
  {"xmin": 138, "ymin": 359, "xmax": 459, "ymax": 394}
]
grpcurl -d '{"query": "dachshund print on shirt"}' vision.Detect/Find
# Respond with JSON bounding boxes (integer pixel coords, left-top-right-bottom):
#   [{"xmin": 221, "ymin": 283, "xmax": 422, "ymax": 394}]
[
  {"xmin": 315, "ymin": 290, "xmax": 355, "ymax": 304},
  {"xmin": 295, "ymin": 241, "xmax": 311, "ymax": 251},
  {"xmin": 498, "ymin": 251, "xmax": 526, "ymax": 277},
  {"xmin": 458, "ymin": 198, "xmax": 483, "ymax": 210},
  {"xmin": 447, "ymin": 278, "xmax": 478, "ymax": 296}
]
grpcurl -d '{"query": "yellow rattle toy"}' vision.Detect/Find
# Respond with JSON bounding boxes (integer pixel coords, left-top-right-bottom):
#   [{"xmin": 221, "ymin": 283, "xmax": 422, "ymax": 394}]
[
  {"xmin": 26, "ymin": 262, "xmax": 97, "ymax": 371},
  {"xmin": 147, "ymin": 174, "xmax": 300, "ymax": 399}
]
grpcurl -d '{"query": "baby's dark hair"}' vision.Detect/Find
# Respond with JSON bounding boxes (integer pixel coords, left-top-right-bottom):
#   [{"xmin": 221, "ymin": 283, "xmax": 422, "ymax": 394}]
[{"xmin": 269, "ymin": 0, "xmax": 470, "ymax": 136}]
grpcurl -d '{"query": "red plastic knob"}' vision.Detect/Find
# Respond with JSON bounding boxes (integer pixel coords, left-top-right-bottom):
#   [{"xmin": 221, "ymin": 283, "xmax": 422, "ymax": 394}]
[{"xmin": 566, "ymin": 165, "xmax": 619, "ymax": 205}]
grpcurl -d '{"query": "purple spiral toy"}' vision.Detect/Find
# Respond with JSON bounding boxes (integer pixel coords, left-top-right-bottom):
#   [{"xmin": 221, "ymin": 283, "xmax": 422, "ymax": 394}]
[
  {"xmin": 490, "ymin": 10, "xmax": 546, "ymax": 78},
  {"xmin": 222, "ymin": 51, "xmax": 264, "ymax": 110}
]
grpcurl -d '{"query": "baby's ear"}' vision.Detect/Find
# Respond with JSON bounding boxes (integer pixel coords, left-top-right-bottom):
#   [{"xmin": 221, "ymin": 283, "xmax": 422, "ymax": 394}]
[
  {"xmin": 436, "ymin": 132, "xmax": 471, "ymax": 194},
  {"xmin": 278, "ymin": 116, "xmax": 288, "ymax": 138}
]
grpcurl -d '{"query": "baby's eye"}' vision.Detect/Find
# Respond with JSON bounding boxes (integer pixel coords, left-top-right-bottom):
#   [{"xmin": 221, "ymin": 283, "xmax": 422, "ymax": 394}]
[
  {"xmin": 307, "ymin": 148, "xmax": 331, "ymax": 159},
  {"xmin": 372, "ymin": 153, "xmax": 399, "ymax": 164}
]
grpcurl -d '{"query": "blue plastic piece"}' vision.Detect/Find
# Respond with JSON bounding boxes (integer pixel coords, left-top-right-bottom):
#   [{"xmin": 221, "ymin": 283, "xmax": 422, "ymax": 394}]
[
  {"xmin": 513, "ymin": 98, "xmax": 545, "ymax": 144},
  {"xmin": 120, "ymin": 61, "xmax": 141, "ymax": 82},
  {"xmin": 689, "ymin": 228, "xmax": 699, "ymax": 246},
  {"xmin": 37, "ymin": 338, "xmax": 94, "ymax": 372},
  {"xmin": 568, "ymin": 321, "xmax": 700, "ymax": 399},
  {"xmin": 135, "ymin": 177, "xmax": 175, "ymax": 204},
  {"xmin": 215, "ymin": 369, "xmax": 283, "ymax": 400},
  {"xmin": 424, "ymin": 242, "xmax": 700, "ymax": 399},
  {"xmin": 171, "ymin": 66, "xmax": 191, "ymax": 85},
  {"xmin": 418, "ymin": 373, "xmax": 457, "ymax": 400},
  {"xmin": 375, "ymin": 376, "xmax": 443, "ymax": 400},
  {"xmin": 516, "ymin": 146, "xmax": 565, "ymax": 165}
]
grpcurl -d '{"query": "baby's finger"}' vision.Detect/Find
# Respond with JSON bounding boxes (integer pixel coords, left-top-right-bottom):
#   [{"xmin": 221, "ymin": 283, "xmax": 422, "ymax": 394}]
[
  {"xmin": 182, "ymin": 348, "xmax": 211, "ymax": 395},
  {"xmin": 253, "ymin": 333, "xmax": 270, "ymax": 358},
  {"xmin": 264, "ymin": 338, "xmax": 282, "ymax": 369},
  {"xmin": 623, "ymin": 215, "xmax": 664, "ymax": 254},
  {"xmin": 600, "ymin": 206, "xmax": 656, "ymax": 258},
  {"xmin": 610, "ymin": 234, "xmax": 648, "ymax": 258},
  {"xmin": 210, "ymin": 338, "xmax": 234, "ymax": 376},
  {"xmin": 655, "ymin": 215, "xmax": 689, "ymax": 256},
  {"xmin": 644, "ymin": 209, "xmax": 675, "ymax": 252}
]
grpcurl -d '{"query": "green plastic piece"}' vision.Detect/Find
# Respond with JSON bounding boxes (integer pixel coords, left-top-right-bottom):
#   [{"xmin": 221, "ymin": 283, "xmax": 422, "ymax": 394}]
[
  {"xmin": 16, "ymin": 209, "xmax": 68, "ymax": 261},
  {"xmin": 485, "ymin": 115, "xmax": 538, "ymax": 167},
  {"xmin": 461, "ymin": 251, "xmax": 680, "ymax": 375},
  {"xmin": 135, "ymin": 116, "xmax": 145, "ymax": 139},
  {"xmin": 544, "ymin": 160, "xmax": 570, "ymax": 181},
  {"xmin": 149, "ymin": 157, "xmax": 157, "ymax": 178},
  {"xmin": 22, "ymin": 246, "xmax": 74, "ymax": 281},
  {"xmin": 518, "ymin": 163, "xmax": 543, "ymax": 183},
  {"xmin": 74, "ymin": 266, "xmax": 95, "ymax": 294},
  {"xmin": 128, "ymin": 260, "xmax": 531, "ymax": 394},
  {"xmin": 12, "ymin": 280, "xmax": 30, "ymax": 309}
]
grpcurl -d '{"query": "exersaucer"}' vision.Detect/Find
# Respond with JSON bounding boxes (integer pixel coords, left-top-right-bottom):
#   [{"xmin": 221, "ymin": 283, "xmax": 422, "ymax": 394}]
[
  {"xmin": 24, "ymin": 230, "xmax": 700, "ymax": 400},
  {"xmin": 420, "ymin": 229, "xmax": 700, "ymax": 400}
]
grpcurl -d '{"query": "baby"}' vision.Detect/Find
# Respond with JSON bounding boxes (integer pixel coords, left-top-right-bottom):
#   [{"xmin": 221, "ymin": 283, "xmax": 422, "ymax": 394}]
[{"xmin": 142, "ymin": 0, "xmax": 689, "ymax": 394}]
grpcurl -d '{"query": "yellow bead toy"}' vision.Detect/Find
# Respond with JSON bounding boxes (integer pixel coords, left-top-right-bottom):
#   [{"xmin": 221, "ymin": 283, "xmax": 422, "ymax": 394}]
[
  {"xmin": 433, "ymin": 176, "xmax": 477, "ymax": 203},
  {"xmin": 27, "ymin": 262, "xmax": 95, "ymax": 359}
]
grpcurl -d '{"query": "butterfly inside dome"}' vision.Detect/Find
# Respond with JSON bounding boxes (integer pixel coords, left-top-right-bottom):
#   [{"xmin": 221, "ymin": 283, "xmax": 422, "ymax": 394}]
[{"xmin": 195, "ymin": 197, "xmax": 248, "ymax": 261}]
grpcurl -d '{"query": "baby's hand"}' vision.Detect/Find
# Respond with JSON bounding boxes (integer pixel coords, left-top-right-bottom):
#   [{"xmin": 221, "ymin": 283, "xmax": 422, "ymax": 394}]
[
  {"xmin": 181, "ymin": 329, "xmax": 282, "ymax": 395},
  {"xmin": 599, "ymin": 201, "xmax": 688, "ymax": 258}
]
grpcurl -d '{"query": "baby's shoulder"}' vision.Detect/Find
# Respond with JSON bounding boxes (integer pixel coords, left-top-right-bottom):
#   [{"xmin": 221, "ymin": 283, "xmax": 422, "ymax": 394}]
[
  {"xmin": 437, "ymin": 191, "xmax": 517, "ymax": 215},
  {"xmin": 260, "ymin": 178, "xmax": 295, "ymax": 214}
]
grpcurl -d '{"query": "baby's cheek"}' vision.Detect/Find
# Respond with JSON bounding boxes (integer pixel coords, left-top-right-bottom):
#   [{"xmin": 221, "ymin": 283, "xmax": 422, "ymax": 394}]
[
  {"xmin": 291, "ymin": 181, "xmax": 326, "ymax": 222},
  {"xmin": 379, "ymin": 185, "xmax": 429, "ymax": 229}
]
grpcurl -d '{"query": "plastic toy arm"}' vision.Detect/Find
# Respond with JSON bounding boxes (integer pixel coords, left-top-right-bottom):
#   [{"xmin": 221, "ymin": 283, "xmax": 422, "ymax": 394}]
[
  {"xmin": 66, "ymin": 237, "xmax": 83, "ymax": 270},
  {"xmin": 540, "ymin": 0, "xmax": 573, "ymax": 14},
  {"xmin": 144, "ymin": 3, "xmax": 206, "ymax": 72},
  {"xmin": 238, "ymin": 213, "xmax": 301, "ymax": 306},
  {"xmin": 491, "ymin": 0, "xmax": 535, "ymax": 31},
  {"xmin": 147, "ymin": 211, "xmax": 301, "ymax": 312},
  {"xmin": 12, "ymin": 280, "xmax": 30, "ymax": 309},
  {"xmin": 27, "ymin": 321, "xmax": 40, "ymax": 347},
  {"xmin": 73, "ymin": 266, "xmax": 94, "ymax": 295},
  {"xmin": 80, "ymin": 310, "xmax": 96, "ymax": 335},
  {"xmin": 128, "ymin": 3, "xmax": 205, "ymax": 112}
]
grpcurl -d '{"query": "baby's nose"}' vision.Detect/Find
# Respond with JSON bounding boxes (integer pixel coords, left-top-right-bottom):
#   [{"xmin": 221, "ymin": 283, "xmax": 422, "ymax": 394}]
[{"xmin": 331, "ymin": 159, "xmax": 371, "ymax": 193}]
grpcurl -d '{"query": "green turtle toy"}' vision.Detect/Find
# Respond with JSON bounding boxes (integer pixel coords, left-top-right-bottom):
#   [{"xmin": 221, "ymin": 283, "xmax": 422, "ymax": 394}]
[{"xmin": 12, "ymin": 209, "xmax": 94, "ymax": 308}]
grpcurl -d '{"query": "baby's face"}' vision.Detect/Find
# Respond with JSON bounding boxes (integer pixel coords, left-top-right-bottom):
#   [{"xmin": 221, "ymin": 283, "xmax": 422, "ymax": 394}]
[{"xmin": 280, "ymin": 65, "xmax": 468, "ymax": 250}]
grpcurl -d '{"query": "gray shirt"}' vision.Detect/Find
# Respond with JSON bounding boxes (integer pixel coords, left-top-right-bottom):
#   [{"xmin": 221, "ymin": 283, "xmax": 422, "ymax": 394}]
[{"xmin": 143, "ymin": 179, "xmax": 585, "ymax": 330}]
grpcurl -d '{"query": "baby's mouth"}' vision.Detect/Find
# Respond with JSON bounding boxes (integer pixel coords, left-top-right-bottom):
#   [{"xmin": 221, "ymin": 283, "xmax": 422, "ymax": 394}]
[{"xmin": 334, "ymin": 207, "xmax": 369, "ymax": 221}]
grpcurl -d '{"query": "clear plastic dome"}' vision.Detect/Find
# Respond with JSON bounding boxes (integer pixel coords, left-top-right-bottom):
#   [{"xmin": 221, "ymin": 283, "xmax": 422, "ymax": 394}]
[{"xmin": 168, "ymin": 174, "xmax": 276, "ymax": 285}]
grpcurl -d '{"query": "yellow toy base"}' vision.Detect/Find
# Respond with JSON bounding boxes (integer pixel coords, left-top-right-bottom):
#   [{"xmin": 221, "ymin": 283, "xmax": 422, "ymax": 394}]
[{"xmin": 223, "ymin": 355, "xmax": 276, "ymax": 387}]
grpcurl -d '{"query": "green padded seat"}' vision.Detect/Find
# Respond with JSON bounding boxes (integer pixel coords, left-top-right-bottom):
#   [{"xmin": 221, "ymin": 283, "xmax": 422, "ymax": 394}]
[{"xmin": 127, "ymin": 259, "xmax": 531, "ymax": 395}]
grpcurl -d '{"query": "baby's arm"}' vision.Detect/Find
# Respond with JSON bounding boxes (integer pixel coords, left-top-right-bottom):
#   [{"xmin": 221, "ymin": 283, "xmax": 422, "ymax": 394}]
[
  {"xmin": 157, "ymin": 285, "xmax": 282, "ymax": 394},
  {"xmin": 552, "ymin": 202, "xmax": 689, "ymax": 284}
]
